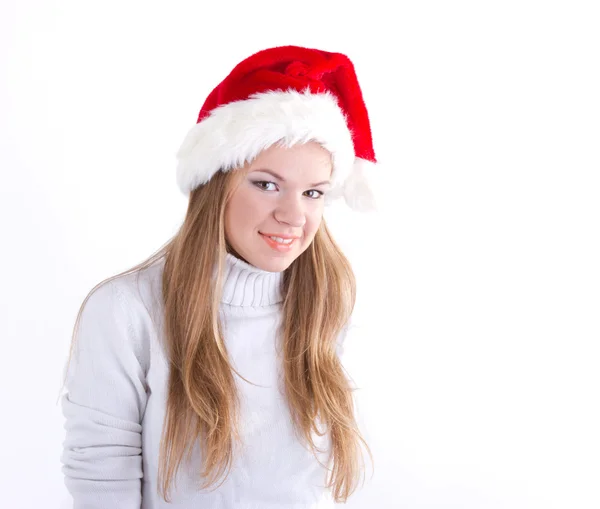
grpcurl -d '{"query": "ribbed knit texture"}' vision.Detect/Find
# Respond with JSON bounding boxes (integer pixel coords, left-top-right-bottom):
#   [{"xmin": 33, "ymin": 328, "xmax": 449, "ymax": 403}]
[{"xmin": 60, "ymin": 253, "xmax": 348, "ymax": 508}]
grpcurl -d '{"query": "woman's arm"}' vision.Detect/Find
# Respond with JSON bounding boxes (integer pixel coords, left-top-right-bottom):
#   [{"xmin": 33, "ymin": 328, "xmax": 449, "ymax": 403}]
[{"xmin": 60, "ymin": 280, "xmax": 148, "ymax": 509}]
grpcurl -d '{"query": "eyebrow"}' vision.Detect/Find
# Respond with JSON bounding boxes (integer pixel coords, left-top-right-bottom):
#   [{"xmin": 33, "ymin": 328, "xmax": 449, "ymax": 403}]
[{"xmin": 251, "ymin": 169, "xmax": 331, "ymax": 187}]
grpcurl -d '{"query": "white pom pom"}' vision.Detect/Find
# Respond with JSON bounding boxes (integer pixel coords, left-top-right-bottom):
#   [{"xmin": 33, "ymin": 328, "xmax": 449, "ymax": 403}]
[{"xmin": 342, "ymin": 158, "xmax": 378, "ymax": 212}]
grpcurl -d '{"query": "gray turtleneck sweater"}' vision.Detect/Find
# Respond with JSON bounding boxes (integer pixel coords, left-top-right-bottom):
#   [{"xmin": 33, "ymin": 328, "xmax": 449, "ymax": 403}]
[{"xmin": 60, "ymin": 253, "xmax": 351, "ymax": 508}]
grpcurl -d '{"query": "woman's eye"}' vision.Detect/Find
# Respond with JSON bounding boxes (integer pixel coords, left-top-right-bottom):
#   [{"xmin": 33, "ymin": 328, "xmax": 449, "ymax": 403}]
[
  {"xmin": 254, "ymin": 181, "xmax": 276, "ymax": 191},
  {"xmin": 305, "ymin": 190, "xmax": 324, "ymax": 199}
]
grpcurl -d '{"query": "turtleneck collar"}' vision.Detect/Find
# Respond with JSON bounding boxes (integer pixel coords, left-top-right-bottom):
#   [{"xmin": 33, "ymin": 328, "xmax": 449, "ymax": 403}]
[{"xmin": 220, "ymin": 252, "xmax": 284, "ymax": 307}]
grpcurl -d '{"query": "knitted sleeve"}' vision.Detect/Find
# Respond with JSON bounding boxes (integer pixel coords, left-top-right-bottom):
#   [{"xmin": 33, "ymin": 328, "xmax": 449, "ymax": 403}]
[{"xmin": 60, "ymin": 279, "xmax": 149, "ymax": 509}]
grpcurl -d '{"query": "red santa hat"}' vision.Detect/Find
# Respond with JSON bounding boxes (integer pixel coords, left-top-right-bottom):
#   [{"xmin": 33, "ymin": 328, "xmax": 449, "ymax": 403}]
[{"xmin": 175, "ymin": 45, "xmax": 378, "ymax": 212}]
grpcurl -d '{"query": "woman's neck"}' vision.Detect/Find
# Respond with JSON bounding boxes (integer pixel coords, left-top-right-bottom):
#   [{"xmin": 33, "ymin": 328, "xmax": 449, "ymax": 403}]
[{"xmin": 221, "ymin": 251, "xmax": 284, "ymax": 307}]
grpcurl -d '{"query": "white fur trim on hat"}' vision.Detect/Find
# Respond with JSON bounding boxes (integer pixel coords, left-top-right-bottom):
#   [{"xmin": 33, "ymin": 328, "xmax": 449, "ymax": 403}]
[{"xmin": 175, "ymin": 88, "xmax": 357, "ymax": 197}]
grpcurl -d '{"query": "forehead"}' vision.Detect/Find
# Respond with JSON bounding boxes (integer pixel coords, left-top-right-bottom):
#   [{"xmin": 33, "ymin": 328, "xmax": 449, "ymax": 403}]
[{"xmin": 247, "ymin": 142, "xmax": 332, "ymax": 181}]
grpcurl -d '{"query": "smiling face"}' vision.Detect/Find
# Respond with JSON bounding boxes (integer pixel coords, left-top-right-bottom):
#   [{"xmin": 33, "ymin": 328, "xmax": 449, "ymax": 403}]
[{"xmin": 224, "ymin": 141, "xmax": 333, "ymax": 272}]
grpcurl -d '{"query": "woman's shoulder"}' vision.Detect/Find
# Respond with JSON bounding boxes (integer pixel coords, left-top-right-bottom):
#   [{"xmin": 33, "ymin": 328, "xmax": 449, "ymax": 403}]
[
  {"xmin": 75, "ymin": 258, "xmax": 167, "ymax": 373},
  {"xmin": 110, "ymin": 257, "xmax": 166, "ymax": 308},
  {"xmin": 88, "ymin": 255, "xmax": 161, "ymax": 305},
  {"xmin": 83, "ymin": 257, "xmax": 166, "ymax": 338}
]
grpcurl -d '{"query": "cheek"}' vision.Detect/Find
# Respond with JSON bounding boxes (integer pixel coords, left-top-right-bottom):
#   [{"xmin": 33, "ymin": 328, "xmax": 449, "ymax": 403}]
[
  {"xmin": 227, "ymin": 189, "xmax": 267, "ymax": 234},
  {"xmin": 304, "ymin": 211, "xmax": 324, "ymax": 240},
  {"xmin": 225, "ymin": 195, "xmax": 247, "ymax": 241}
]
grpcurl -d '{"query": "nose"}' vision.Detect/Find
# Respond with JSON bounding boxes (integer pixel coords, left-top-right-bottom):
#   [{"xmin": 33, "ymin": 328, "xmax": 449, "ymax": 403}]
[{"xmin": 273, "ymin": 195, "xmax": 306, "ymax": 227}]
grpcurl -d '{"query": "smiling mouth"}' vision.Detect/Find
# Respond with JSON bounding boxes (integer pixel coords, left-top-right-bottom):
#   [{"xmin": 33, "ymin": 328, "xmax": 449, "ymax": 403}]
[
  {"xmin": 262, "ymin": 234, "xmax": 294, "ymax": 244},
  {"xmin": 259, "ymin": 232, "xmax": 298, "ymax": 251}
]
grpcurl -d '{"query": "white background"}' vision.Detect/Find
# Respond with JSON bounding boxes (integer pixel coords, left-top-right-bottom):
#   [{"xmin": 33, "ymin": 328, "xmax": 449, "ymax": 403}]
[{"xmin": 1, "ymin": 1, "xmax": 599, "ymax": 508}]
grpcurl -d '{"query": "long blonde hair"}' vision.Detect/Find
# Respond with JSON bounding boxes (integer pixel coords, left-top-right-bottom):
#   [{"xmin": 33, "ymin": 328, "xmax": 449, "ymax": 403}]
[{"xmin": 60, "ymin": 166, "xmax": 373, "ymax": 503}]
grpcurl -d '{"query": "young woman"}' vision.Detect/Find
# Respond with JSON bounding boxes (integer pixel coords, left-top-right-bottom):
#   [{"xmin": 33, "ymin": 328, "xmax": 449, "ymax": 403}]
[{"xmin": 60, "ymin": 45, "xmax": 378, "ymax": 508}]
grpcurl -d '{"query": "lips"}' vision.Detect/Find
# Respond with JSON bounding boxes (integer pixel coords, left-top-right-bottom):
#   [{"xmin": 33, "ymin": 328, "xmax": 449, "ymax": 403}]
[
  {"xmin": 259, "ymin": 232, "xmax": 301, "ymax": 240},
  {"xmin": 260, "ymin": 233, "xmax": 297, "ymax": 252}
]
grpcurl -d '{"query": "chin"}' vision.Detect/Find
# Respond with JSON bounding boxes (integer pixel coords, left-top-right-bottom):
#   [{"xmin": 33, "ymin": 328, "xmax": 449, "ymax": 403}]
[{"xmin": 255, "ymin": 255, "xmax": 295, "ymax": 273}]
